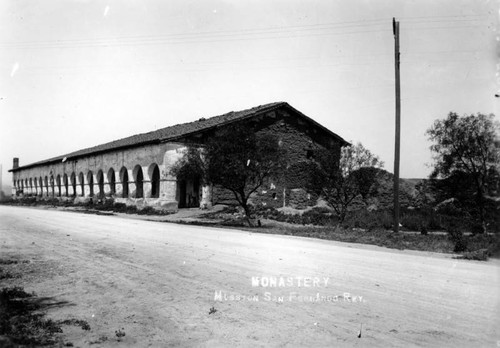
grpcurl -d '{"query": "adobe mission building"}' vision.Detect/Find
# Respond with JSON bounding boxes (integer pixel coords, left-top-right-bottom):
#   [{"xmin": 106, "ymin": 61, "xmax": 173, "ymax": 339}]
[{"xmin": 9, "ymin": 102, "xmax": 347, "ymax": 210}]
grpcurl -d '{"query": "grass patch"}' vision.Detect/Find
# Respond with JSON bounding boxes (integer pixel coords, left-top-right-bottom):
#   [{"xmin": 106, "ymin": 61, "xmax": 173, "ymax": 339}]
[
  {"xmin": 180, "ymin": 215, "xmax": 499, "ymax": 255},
  {"xmin": 59, "ymin": 319, "xmax": 91, "ymax": 331},
  {"xmin": 249, "ymin": 225, "xmax": 457, "ymax": 253},
  {"xmin": 0, "ymin": 286, "xmax": 91, "ymax": 346},
  {"xmin": 0, "ymin": 254, "xmax": 93, "ymax": 346},
  {"xmin": 0, "ymin": 286, "xmax": 62, "ymax": 346},
  {"xmin": 0, "ymin": 269, "xmax": 18, "ymax": 280},
  {"xmin": 0, "ymin": 259, "xmax": 29, "ymax": 265},
  {"xmin": 199, "ymin": 205, "xmax": 499, "ymax": 256}
]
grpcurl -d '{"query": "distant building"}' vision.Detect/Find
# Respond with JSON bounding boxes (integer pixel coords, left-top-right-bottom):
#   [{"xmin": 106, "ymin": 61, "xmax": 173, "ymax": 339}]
[{"xmin": 9, "ymin": 102, "xmax": 347, "ymax": 210}]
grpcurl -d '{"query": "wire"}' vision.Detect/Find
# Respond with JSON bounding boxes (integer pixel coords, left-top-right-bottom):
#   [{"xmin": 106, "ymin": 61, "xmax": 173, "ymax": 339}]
[
  {"xmin": 0, "ymin": 18, "xmax": 388, "ymax": 48},
  {"xmin": 0, "ymin": 15, "xmax": 488, "ymax": 50}
]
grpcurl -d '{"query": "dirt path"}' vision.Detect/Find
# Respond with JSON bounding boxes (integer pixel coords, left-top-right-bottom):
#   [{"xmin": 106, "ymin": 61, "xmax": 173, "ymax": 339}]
[{"xmin": 0, "ymin": 205, "xmax": 499, "ymax": 347}]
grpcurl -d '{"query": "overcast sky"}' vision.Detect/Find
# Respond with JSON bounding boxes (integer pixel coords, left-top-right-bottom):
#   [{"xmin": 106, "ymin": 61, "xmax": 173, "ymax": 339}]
[{"xmin": 0, "ymin": 0, "xmax": 497, "ymax": 188}]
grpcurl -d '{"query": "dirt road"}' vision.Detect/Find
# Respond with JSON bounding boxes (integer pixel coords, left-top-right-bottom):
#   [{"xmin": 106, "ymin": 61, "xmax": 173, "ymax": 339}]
[{"xmin": 0, "ymin": 205, "xmax": 498, "ymax": 347}]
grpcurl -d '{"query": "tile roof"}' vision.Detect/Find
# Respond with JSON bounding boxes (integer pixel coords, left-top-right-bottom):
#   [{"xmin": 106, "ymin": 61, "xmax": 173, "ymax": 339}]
[{"xmin": 11, "ymin": 102, "xmax": 347, "ymax": 171}]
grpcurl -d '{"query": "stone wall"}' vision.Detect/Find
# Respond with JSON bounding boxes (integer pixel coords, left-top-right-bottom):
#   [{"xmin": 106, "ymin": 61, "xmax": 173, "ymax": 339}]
[{"xmin": 214, "ymin": 114, "xmax": 342, "ymax": 210}]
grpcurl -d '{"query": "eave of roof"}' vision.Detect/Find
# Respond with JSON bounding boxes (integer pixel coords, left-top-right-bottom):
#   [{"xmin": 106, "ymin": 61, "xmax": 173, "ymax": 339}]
[{"xmin": 9, "ymin": 102, "xmax": 348, "ymax": 172}]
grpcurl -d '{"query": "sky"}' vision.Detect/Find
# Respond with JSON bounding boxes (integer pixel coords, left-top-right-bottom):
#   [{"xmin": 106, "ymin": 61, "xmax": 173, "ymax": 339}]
[{"xmin": 0, "ymin": 0, "xmax": 497, "ymax": 190}]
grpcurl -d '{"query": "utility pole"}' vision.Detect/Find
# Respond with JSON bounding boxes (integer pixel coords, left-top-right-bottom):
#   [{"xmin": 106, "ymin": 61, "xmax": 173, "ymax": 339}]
[{"xmin": 393, "ymin": 18, "xmax": 401, "ymax": 233}]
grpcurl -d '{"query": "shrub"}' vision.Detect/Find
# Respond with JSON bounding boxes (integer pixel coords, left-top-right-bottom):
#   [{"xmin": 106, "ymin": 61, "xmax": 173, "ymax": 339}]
[
  {"xmin": 343, "ymin": 210, "xmax": 392, "ymax": 230},
  {"xmin": 470, "ymin": 223, "xmax": 485, "ymax": 235},
  {"xmin": 466, "ymin": 233, "xmax": 500, "ymax": 255},
  {"xmin": 427, "ymin": 213, "xmax": 443, "ymax": 230},
  {"xmin": 16, "ymin": 197, "xmax": 38, "ymax": 206},
  {"xmin": 457, "ymin": 249, "xmax": 490, "ymax": 261},
  {"xmin": 97, "ymin": 198, "xmax": 115, "ymax": 210},
  {"xmin": 112, "ymin": 202, "xmax": 127, "ymax": 212},
  {"xmin": 420, "ymin": 226, "xmax": 428, "ymax": 235},
  {"xmin": 301, "ymin": 208, "xmax": 336, "ymax": 226},
  {"xmin": 46, "ymin": 198, "xmax": 61, "ymax": 206},
  {"xmin": 448, "ymin": 229, "xmax": 468, "ymax": 252},
  {"xmin": 400, "ymin": 213, "xmax": 426, "ymax": 231},
  {"xmin": 125, "ymin": 205, "xmax": 138, "ymax": 214},
  {"xmin": 400, "ymin": 208, "xmax": 443, "ymax": 231},
  {"xmin": 221, "ymin": 205, "xmax": 240, "ymax": 215},
  {"xmin": 137, "ymin": 206, "xmax": 157, "ymax": 215}
]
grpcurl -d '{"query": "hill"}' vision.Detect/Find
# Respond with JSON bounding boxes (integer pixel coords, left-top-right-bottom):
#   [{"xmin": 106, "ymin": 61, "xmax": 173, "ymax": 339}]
[{"xmin": 350, "ymin": 169, "xmax": 425, "ymax": 211}]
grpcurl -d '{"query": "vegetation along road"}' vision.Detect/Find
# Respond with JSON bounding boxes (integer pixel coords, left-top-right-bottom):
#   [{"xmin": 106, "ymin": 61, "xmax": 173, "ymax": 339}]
[{"xmin": 0, "ymin": 205, "xmax": 498, "ymax": 347}]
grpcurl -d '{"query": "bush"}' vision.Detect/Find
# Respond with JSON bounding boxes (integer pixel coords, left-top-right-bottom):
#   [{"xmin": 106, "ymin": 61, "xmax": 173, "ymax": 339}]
[
  {"xmin": 112, "ymin": 203, "xmax": 127, "ymax": 212},
  {"xmin": 97, "ymin": 198, "xmax": 115, "ymax": 210},
  {"xmin": 470, "ymin": 223, "xmax": 485, "ymax": 235},
  {"xmin": 400, "ymin": 213, "xmax": 425, "ymax": 231},
  {"xmin": 301, "ymin": 208, "xmax": 336, "ymax": 226},
  {"xmin": 125, "ymin": 205, "xmax": 138, "ymax": 214},
  {"xmin": 343, "ymin": 210, "xmax": 392, "ymax": 230},
  {"xmin": 252, "ymin": 206, "xmax": 337, "ymax": 226},
  {"xmin": 466, "ymin": 233, "xmax": 500, "ymax": 255},
  {"xmin": 400, "ymin": 208, "xmax": 440, "ymax": 231},
  {"xmin": 448, "ymin": 229, "xmax": 468, "ymax": 252},
  {"xmin": 137, "ymin": 206, "xmax": 157, "ymax": 215},
  {"xmin": 420, "ymin": 226, "xmax": 428, "ymax": 235},
  {"xmin": 457, "ymin": 249, "xmax": 490, "ymax": 261}
]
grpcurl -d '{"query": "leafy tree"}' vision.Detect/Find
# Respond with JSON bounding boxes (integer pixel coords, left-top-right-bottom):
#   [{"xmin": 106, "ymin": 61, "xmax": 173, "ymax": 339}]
[
  {"xmin": 353, "ymin": 167, "xmax": 381, "ymax": 199},
  {"xmin": 309, "ymin": 142, "xmax": 384, "ymax": 223},
  {"xmin": 427, "ymin": 112, "xmax": 500, "ymax": 232},
  {"xmin": 205, "ymin": 125, "xmax": 285, "ymax": 225},
  {"xmin": 172, "ymin": 124, "xmax": 285, "ymax": 226},
  {"xmin": 170, "ymin": 146, "xmax": 206, "ymax": 182}
]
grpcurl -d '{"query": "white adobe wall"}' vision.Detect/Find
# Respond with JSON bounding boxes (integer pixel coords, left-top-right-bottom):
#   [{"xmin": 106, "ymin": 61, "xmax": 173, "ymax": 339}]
[{"xmin": 11, "ymin": 142, "xmax": 195, "ymax": 210}]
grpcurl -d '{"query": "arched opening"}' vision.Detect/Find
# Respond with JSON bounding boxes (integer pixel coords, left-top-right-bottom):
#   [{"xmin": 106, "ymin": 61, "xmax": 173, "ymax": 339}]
[
  {"xmin": 50, "ymin": 176, "xmax": 55, "ymax": 196},
  {"xmin": 71, "ymin": 173, "xmax": 77, "ymax": 197},
  {"xmin": 79, "ymin": 173, "xmax": 84, "ymax": 196},
  {"xmin": 107, "ymin": 168, "xmax": 116, "ymax": 195},
  {"xmin": 44, "ymin": 176, "xmax": 49, "ymax": 195},
  {"xmin": 149, "ymin": 164, "xmax": 161, "ymax": 198},
  {"xmin": 87, "ymin": 171, "xmax": 94, "ymax": 197},
  {"xmin": 133, "ymin": 165, "xmax": 144, "ymax": 198},
  {"xmin": 29, "ymin": 178, "xmax": 33, "ymax": 195},
  {"xmin": 97, "ymin": 170, "xmax": 104, "ymax": 197},
  {"xmin": 34, "ymin": 178, "xmax": 38, "ymax": 194},
  {"xmin": 120, "ymin": 167, "xmax": 129, "ymax": 198},
  {"xmin": 63, "ymin": 174, "xmax": 69, "ymax": 197},
  {"xmin": 39, "ymin": 177, "xmax": 43, "ymax": 196},
  {"xmin": 56, "ymin": 175, "xmax": 61, "ymax": 197}
]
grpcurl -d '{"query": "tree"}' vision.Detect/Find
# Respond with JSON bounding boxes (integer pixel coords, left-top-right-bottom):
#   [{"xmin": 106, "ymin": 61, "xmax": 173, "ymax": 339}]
[
  {"xmin": 309, "ymin": 142, "xmax": 384, "ymax": 223},
  {"xmin": 170, "ymin": 146, "xmax": 206, "ymax": 183},
  {"xmin": 426, "ymin": 112, "xmax": 500, "ymax": 232},
  {"xmin": 172, "ymin": 124, "xmax": 285, "ymax": 226}
]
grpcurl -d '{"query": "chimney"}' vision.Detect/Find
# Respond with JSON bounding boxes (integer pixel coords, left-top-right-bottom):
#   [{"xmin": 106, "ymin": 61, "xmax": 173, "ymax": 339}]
[{"xmin": 13, "ymin": 158, "xmax": 19, "ymax": 169}]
